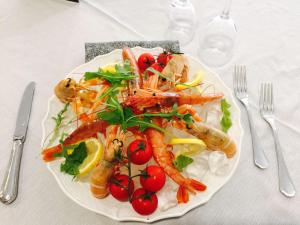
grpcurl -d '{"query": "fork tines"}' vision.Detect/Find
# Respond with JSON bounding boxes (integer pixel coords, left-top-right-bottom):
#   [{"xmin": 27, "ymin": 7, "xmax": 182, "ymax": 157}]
[
  {"xmin": 260, "ymin": 83, "xmax": 274, "ymax": 113},
  {"xmin": 233, "ymin": 65, "xmax": 247, "ymax": 94}
]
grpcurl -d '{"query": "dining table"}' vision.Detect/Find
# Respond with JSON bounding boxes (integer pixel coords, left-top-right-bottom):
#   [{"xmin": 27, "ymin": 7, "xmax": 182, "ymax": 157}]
[{"xmin": 0, "ymin": 0, "xmax": 300, "ymax": 224}]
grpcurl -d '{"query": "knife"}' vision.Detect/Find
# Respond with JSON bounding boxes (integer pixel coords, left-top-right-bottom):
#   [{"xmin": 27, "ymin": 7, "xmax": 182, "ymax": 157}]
[{"xmin": 0, "ymin": 82, "xmax": 35, "ymax": 204}]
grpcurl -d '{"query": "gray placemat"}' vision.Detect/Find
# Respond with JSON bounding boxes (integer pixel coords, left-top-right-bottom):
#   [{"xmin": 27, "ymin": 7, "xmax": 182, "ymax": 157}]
[{"xmin": 85, "ymin": 40, "xmax": 180, "ymax": 62}]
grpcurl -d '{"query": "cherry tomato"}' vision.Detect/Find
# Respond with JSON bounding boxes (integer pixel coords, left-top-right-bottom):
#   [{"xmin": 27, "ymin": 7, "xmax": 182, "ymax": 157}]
[
  {"xmin": 137, "ymin": 53, "xmax": 155, "ymax": 72},
  {"xmin": 157, "ymin": 51, "xmax": 173, "ymax": 66},
  {"xmin": 140, "ymin": 165, "xmax": 166, "ymax": 192},
  {"xmin": 128, "ymin": 140, "xmax": 152, "ymax": 165},
  {"xmin": 109, "ymin": 174, "xmax": 134, "ymax": 202},
  {"xmin": 147, "ymin": 62, "xmax": 164, "ymax": 76},
  {"xmin": 131, "ymin": 188, "xmax": 158, "ymax": 215}
]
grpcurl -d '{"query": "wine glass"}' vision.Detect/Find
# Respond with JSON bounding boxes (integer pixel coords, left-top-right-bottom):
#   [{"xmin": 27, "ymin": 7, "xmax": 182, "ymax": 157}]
[
  {"xmin": 165, "ymin": 0, "xmax": 197, "ymax": 46},
  {"xmin": 198, "ymin": 0, "xmax": 237, "ymax": 67}
]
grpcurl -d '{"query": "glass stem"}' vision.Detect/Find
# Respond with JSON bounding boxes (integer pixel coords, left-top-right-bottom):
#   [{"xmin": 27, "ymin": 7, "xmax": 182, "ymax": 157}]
[{"xmin": 221, "ymin": 0, "xmax": 232, "ymax": 19}]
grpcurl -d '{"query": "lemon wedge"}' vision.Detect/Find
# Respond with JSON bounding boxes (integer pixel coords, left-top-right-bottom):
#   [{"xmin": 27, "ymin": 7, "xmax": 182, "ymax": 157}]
[
  {"xmin": 78, "ymin": 138, "xmax": 103, "ymax": 177},
  {"xmin": 175, "ymin": 70, "xmax": 204, "ymax": 91},
  {"xmin": 170, "ymin": 138, "xmax": 206, "ymax": 157},
  {"xmin": 102, "ymin": 64, "xmax": 116, "ymax": 73}
]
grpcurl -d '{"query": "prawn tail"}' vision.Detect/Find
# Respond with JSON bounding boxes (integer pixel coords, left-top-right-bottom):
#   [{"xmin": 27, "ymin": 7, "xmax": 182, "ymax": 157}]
[
  {"xmin": 190, "ymin": 179, "xmax": 207, "ymax": 192},
  {"xmin": 42, "ymin": 145, "xmax": 62, "ymax": 162},
  {"xmin": 177, "ymin": 185, "xmax": 189, "ymax": 204}
]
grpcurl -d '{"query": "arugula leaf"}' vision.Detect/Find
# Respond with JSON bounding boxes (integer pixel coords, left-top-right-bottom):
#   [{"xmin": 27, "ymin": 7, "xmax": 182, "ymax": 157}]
[
  {"xmin": 115, "ymin": 60, "xmax": 131, "ymax": 74},
  {"xmin": 47, "ymin": 103, "xmax": 69, "ymax": 146},
  {"xmin": 60, "ymin": 142, "xmax": 87, "ymax": 177},
  {"xmin": 97, "ymin": 110, "xmax": 122, "ymax": 124},
  {"xmin": 138, "ymin": 116, "xmax": 151, "ymax": 132},
  {"xmin": 142, "ymin": 104, "xmax": 193, "ymax": 124},
  {"xmin": 97, "ymin": 104, "xmax": 166, "ymax": 133},
  {"xmin": 99, "ymin": 84, "xmax": 120, "ymax": 100},
  {"xmin": 220, "ymin": 99, "xmax": 232, "ymax": 133},
  {"xmin": 84, "ymin": 61, "xmax": 136, "ymax": 85},
  {"xmin": 128, "ymin": 119, "xmax": 165, "ymax": 133},
  {"xmin": 52, "ymin": 103, "xmax": 69, "ymax": 128},
  {"xmin": 183, "ymin": 114, "xmax": 193, "ymax": 125},
  {"xmin": 173, "ymin": 154, "xmax": 194, "ymax": 172}
]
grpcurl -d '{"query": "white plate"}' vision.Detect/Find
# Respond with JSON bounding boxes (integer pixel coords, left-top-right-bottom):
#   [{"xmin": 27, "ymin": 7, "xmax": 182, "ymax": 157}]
[{"xmin": 41, "ymin": 47, "xmax": 243, "ymax": 223}]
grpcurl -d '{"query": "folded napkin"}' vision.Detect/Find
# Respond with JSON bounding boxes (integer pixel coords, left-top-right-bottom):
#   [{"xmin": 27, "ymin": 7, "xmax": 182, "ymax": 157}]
[{"xmin": 85, "ymin": 40, "xmax": 180, "ymax": 62}]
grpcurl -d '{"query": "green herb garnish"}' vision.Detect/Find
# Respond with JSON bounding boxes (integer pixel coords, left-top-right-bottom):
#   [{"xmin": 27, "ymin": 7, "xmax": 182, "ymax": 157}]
[
  {"xmin": 220, "ymin": 99, "xmax": 232, "ymax": 133},
  {"xmin": 60, "ymin": 142, "xmax": 87, "ymax": 178},
  {"xmin": 141, "ymin": 104, "xmax": 193, "ymax": 125},
  {"xmin": 47, "ymin": 103, "xmax": 69, "ymax": 146},
  {"xmin": 52, "ymin": 103, "xmax": 69, "ymax": 132},
  {"xmin": 84, "ymin": 60, "xmax": 136, "ymax": 85},
  {"xmin": 97, "ymin": 95, "xmax": 165, "ymax": 132},
  {"xmin": 173, "ymin": 154, "xmax": 194, "ymax": 172},
  {"xmin": 98, "ymin": 102, "xmax": 193, "ymax": 133},
  {"xmin": 99, "ymin": 84, "xmax": 122, "ymax": 100}
]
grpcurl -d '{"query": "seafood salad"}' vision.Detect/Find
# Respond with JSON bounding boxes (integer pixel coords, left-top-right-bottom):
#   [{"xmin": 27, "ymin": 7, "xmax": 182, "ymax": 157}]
[{"xmin": 42, "ymin": 47, "xmax": 236, "ymax": 216}]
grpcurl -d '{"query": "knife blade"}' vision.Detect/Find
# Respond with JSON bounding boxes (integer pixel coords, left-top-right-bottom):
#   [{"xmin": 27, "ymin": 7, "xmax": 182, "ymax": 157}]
[
  {"xmin": 13, "ymin": 82, "xmax": 35, "ymax": 141},
  {"xmin": 0, "ymin": 82, "xmax": 35, "ymax": 204}
]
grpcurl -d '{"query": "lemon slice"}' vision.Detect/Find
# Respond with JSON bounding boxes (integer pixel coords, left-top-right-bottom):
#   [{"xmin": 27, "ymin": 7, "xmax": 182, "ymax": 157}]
[
  {"xmin": 175, "ymin": 70, "xmax": 204, "ymax": 91},
  {"xmin": 170, "ymin": 138, "xmax": 207, "ymax": 157},
  {"xmin": 78, "ymin": 138, "xmax": 103, "ymax": 177},
  {"xmin": 102, "ymin": 64, "xmax": 116, "ymax": 73}
]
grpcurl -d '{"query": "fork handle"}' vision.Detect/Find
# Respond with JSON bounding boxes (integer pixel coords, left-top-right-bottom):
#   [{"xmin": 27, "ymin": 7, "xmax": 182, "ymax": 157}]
[
  {"xmin": 246, "ymin": 107, "xmax": 269, "ymax": 169},
  {"xmin": 271, "ymin": 129, "xmax": 296, "ymax": 197}
]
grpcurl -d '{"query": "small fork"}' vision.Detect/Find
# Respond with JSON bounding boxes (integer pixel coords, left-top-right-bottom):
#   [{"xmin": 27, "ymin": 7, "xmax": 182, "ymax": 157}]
[
  {"xmin": 260, "ymin": 83, "xmax": 296, "ymax": 197},
  {"xmin": 233, "ymin": 66, "xmax": 269, "ymax": 169}
]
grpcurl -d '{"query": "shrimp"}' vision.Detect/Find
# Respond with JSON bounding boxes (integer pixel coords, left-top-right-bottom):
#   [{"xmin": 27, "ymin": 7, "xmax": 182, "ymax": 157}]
[
  {"xmin": 188, "ymin": 123, "xmax": 236, "ymax": 158},
  {"xmin": 124, "ymin": 91, "xmax": 223, "ymax": 110},
  {"xmin": 177, "ymin": 104, "xmax": 202, "ymax": 122},
  {"xmin": 90, "ymin": 125, "xmax": 125, "ymax": 199},
  {"xmin": 122, "ymin": 47, "xmax": 142, "ymax": 92},
  {"xmin": 90, "ymin": 160, "xmax": 114, "ymax": 198},
  {"xmin": 173, "ymin": 121, "xmax": 236, "ymax": 158},
  {"xmin": 54, "ymin": 78, "xmax": 109, "ymax": 119},
  {"xmin": 54, "ymin": 78, "xmax": 81, "ymax": 103},
  {"xmin": 145, "ymin": 119, "xmax": 206, "ymax": 203},
  {"xmin": 42, "ymin": 120, "xmax": 108, "ymax": 162}
]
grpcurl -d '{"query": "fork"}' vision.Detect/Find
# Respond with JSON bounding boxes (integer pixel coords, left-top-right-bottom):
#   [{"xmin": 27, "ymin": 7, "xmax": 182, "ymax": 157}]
[
  {"xmin": 260, "ymin": 83, "xmax": 296, "ymax": 197},
  {"xmin": 233, "ymin": 66, "xmax": 269, "ymax": 169}
]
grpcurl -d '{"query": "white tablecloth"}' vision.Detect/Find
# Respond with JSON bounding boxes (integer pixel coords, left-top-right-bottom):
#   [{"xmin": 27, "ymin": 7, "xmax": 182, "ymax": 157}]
[{"xmin": 0, "ymin": 0, "xmax": 300, "ymax": 224}]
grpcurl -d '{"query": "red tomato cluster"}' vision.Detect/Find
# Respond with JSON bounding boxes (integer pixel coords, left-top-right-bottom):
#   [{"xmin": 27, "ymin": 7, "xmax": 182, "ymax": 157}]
[
  {"xmin": 108, "ymin": 139, "xmax": 166, "ymax": 216},
  {"xmin": 137, "ymin": 51, "xmax": 173, "ymax": 76}
]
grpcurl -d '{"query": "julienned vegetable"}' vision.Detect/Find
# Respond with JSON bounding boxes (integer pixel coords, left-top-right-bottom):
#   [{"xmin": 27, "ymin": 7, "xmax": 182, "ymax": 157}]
[{"xmin": 42, "ymin": 47, "xmax": 238, "ymax": 216}]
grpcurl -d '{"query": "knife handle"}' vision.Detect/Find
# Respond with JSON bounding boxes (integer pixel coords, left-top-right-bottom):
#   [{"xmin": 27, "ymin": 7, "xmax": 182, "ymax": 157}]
[{"xmin": 0, "ymin": 140, "xmax": 23, "ymax": 204}]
